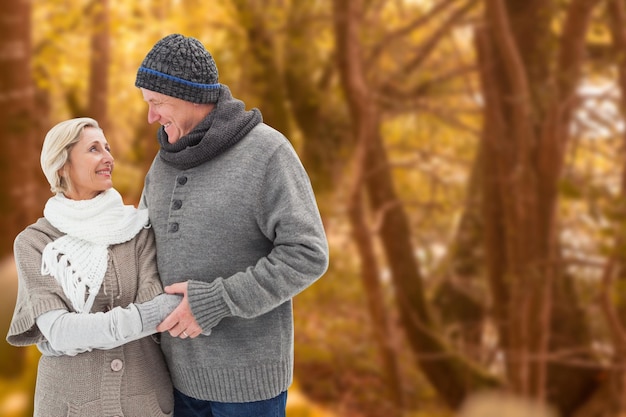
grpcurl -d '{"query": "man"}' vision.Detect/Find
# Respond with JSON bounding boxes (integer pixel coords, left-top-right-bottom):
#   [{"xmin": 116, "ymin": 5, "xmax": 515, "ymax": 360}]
[{"xmin": 135, "ymin": 34, "xmax": 329, "ymax": 416}]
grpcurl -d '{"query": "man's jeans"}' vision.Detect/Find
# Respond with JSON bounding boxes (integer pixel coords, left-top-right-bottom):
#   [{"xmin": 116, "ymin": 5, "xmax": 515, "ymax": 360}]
[{"xmin": 173, "ymin": 389, "xmax": 287, "ymax": 417}]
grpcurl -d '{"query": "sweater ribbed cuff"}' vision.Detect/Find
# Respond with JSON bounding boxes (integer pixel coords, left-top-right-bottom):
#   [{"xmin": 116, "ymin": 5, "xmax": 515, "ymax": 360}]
[
  {"xmin": 136, "ymin": 299, "xmax": 161, "ymax": 332},
  {"xmin": 187, "ymin": 279, "xmax": 232, "ymax": 332},
  {"xmin": 136, "ymin": 294, "xmax": 181, "ymax": 332}
]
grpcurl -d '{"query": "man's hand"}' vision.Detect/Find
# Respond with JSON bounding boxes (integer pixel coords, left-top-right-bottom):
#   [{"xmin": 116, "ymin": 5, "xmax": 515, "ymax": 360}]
[{"xmin": 157, "ymin": 281, "xmax": 203, "ymax": 339}]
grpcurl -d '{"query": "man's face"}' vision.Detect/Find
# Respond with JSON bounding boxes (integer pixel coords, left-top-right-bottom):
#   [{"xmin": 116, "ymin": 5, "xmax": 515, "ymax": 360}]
[{"xmin": 141, "ymin": 89, "xmax": 205, "ymax": 144}]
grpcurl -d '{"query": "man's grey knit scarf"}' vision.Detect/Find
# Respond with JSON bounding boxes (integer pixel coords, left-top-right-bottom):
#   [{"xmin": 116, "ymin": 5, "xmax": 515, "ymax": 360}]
[{"xmin": 157, "ymin": 85, "xmax": 262, "ymax": 170}]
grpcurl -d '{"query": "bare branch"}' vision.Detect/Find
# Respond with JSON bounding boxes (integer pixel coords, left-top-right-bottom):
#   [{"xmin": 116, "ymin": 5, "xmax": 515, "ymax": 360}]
[
  {"xmin": 367, "ymin": 0, "xmax": 460, "ymax": 63},
  {"xmin": 380, "ymin": 0, "xmax": 478, "ymax": 85},
  {"xmin": 556, "ymin": 0, "xmax": 604, "ymax": 100},
  {"xmin": 379, "ymin": 63, "xmax": 477, "ymax": 101}
]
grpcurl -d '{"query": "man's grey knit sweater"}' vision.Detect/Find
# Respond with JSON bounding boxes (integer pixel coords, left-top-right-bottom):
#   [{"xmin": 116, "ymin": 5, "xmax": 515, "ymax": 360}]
[{"xmin": 141, "ymin": 122, "xmax": 329, "ymax": 402}]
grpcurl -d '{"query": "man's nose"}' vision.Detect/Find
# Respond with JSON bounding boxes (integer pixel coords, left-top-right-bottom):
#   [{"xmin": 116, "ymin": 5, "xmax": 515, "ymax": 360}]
[{"xmin": 147, "ymin": 107, "xmax": 159, "ymax": 124}]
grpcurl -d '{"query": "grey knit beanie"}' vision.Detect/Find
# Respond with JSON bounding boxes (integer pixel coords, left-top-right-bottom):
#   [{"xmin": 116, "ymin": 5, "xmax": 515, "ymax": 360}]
[{"xmin": 135, "ymin": 34, "xmax": 220, "ymax": 103}]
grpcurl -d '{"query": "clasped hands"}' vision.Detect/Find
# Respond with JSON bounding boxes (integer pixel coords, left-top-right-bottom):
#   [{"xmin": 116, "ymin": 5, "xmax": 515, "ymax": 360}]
[{"xmin": 157, "ymin": 281, "xmax": 203, "ymax": 339}]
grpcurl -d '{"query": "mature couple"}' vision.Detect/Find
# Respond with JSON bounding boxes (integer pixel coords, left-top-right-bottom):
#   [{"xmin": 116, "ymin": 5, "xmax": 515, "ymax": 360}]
[{"xmin": 6, "ymin": 34, "xmax": 329, "ymax": 417}]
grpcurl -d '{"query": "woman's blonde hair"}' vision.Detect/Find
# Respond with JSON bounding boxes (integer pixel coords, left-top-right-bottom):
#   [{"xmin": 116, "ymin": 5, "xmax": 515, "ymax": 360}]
[{"xmin": 40, "ymin": 117, "xmax": 101, "ymax": 194}]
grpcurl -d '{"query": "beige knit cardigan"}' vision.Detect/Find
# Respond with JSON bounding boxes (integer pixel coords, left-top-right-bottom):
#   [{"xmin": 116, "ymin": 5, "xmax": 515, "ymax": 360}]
[{"xmin": 7, "ymin": 217, "xmax": 174, "ymax": 417}]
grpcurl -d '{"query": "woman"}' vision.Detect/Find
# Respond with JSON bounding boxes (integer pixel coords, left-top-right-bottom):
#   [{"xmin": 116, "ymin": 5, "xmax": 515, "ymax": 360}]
[{"xmin": 6, "ymin": 117, "xmax": 179, "ymax": 417}]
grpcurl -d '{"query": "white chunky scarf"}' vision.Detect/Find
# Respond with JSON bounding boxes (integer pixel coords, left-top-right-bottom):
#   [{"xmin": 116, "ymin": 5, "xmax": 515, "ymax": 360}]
[{"xmin": 41, "ymin": 188, "xmax": 150, "ymax": 313}]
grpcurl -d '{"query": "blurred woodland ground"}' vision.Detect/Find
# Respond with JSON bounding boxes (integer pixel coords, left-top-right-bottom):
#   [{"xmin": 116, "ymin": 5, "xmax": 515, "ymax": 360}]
[{"xmin": 5, "ymin": 0, "xmax": 626, "ymax": 416}]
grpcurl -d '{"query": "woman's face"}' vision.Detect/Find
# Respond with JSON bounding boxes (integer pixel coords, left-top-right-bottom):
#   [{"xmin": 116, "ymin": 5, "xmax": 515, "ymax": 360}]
[{"xmin": 62, "ymin": 127, "xmax": 114, "ymax": 200}]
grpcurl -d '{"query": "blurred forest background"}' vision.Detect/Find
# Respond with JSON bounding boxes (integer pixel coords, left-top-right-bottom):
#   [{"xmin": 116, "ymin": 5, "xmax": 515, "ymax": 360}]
[{"xmin": 4, "ymin": 0, "xmax": 626, "ymax": 416}]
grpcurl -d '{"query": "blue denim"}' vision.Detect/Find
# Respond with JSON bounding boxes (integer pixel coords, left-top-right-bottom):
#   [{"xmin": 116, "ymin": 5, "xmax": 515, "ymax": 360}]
[{"xmin": 173, "ymin": 389, "xmax": 288, "ymax": 417}]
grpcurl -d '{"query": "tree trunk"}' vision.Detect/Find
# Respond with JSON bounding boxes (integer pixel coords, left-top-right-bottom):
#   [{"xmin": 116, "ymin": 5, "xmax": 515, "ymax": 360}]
[
  {"xmin": 333, "ymin": 0, "xmax": 499, "ymax": 409},
  {"xmin": 432, "ymin": 145, "xmax": 487, "ymax": 363},
  {"xmin": 477, "ymin": 0, "xmax": 603, "ymax": 414},
  {"xmin": 283, "ymin": 1, "xmax": 352, "ymax": 196},
  {"xmin": 0, "ymin": 0, "xmax": 36, "ymax": 382},
  {"xmin": 607, "ymin": 0, "xmax": 626, "ymax": 330},
  {"xmin": 89, "ymin": 0, "xmax": 110, "ymax": 132},
  {"xmin": 348, "ymin": 186, "xmax": 406, "ymax": 410},
  {"xmin": 230, "ymin": 0, "xmax": 291, "ymax": 137},
  {"xmin": 0, "ymin": 0, "xmax": 42, "ymax": 255},
  {"xmin": 579, "ymin": 2, "xmax": 626, "ymax": 415}
]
